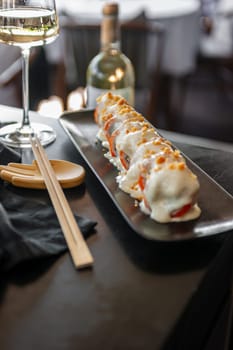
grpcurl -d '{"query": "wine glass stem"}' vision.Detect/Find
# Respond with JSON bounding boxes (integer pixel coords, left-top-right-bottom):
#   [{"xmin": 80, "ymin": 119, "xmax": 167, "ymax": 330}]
[{"xmin": 21, "ymin": 48, "xmax": 31, "ymax": 129}]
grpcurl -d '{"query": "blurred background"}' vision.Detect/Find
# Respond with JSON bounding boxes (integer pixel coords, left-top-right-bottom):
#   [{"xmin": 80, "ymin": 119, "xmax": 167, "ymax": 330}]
[{"xmin": 0, "ymin": 0, "xmax": 233, "ymax": 144}]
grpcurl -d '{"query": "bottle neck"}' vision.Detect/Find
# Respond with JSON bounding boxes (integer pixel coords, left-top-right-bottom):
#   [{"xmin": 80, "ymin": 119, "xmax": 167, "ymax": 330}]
[{"xmin": 101, "ymin": 13, "xmax": 121, "ymax": 51}]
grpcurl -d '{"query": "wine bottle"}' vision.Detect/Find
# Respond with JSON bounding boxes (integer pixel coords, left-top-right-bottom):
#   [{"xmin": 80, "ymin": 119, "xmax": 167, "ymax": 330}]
[{"xmin": 86, "ymin": 3, "xmax": 135, "ymax": 108}]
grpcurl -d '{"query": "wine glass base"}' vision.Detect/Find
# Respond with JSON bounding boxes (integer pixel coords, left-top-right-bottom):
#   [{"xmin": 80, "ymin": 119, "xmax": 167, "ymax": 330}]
[{"xmin": 0, "ymin": 122, "xmax": 56, "ymax": 148}]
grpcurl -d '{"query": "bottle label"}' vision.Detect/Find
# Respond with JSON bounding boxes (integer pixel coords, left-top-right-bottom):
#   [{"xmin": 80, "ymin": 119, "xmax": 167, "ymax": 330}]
[{"xmin": 86, "ymin": 86, "xmax": 135, "ymax": 108}]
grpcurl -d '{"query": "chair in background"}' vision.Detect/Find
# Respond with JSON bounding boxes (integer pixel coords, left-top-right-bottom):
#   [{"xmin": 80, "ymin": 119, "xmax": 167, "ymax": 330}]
[
  {"xmin": 183, "ymin": 0, "xmax": 233, "ymax": 102},
  {"xmin": 0, "ymin": 46, "xmax": 50, "ymax": 111},
  {"xmin": 170, "ymin": 5, "xmax": 233, "ymax": 127},
  {"xmin": 0, "ymin": 46, "xmax": 22, "ymax": 108},
  {"xmin": 121, "ymin": 21, "xmax": 165, "ymax": 121},
  {"xmin": 198, "ymin": 11, "xmax": 233, "ymax": 96},
  {"xmin": 59, "ymin": 16, "xmax": 165, "ymax": 123}
]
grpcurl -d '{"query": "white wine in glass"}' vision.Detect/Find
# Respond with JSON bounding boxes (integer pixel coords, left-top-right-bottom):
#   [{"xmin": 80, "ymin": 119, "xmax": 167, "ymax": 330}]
[{"xmin": 0, "ymin": 0, "xmax": 59, "ymax": 148}]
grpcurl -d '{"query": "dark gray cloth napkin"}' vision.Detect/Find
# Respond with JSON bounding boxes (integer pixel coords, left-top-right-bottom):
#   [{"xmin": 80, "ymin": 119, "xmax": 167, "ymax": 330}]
[{"xmin": 0, "ymin": 141, "xmax": 97, "ymax": 272}]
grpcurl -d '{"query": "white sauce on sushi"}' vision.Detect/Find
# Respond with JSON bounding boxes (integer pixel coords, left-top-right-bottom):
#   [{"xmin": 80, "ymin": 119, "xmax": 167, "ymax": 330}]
[{"xmin": 95, "ymin": 92, "xmax": 201, "ymax": 223}]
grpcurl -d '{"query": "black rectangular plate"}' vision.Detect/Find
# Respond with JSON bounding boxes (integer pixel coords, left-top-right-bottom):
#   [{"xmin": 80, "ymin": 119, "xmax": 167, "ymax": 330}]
[{"xmin": 60, "ymin": 109, "xmax": 233, "ymax": 242}]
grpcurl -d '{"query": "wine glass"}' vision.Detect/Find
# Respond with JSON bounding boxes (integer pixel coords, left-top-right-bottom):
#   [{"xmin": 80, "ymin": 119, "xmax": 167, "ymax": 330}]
[{"xmin": 0, "ymin": 0, "xmax": 59, "ymax": 148}]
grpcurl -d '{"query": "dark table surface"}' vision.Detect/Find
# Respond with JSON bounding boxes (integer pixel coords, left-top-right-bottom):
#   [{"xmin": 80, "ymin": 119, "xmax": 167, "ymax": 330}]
[{"xmin": 0, "ymin": 106, "xmax": 233, "ymax": 350}]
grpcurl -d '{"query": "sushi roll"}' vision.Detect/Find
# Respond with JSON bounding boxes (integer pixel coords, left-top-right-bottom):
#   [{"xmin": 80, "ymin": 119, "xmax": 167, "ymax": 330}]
[{"xmin": 95, "ymin": 92, "xmax": 201, "ymax": 223}]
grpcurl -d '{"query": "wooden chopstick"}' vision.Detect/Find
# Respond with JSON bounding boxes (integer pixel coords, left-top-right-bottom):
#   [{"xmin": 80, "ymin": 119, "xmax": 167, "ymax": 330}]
[{"xmin": 30, "ymin": 135, "xmax": 94, "ymax": 269}]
